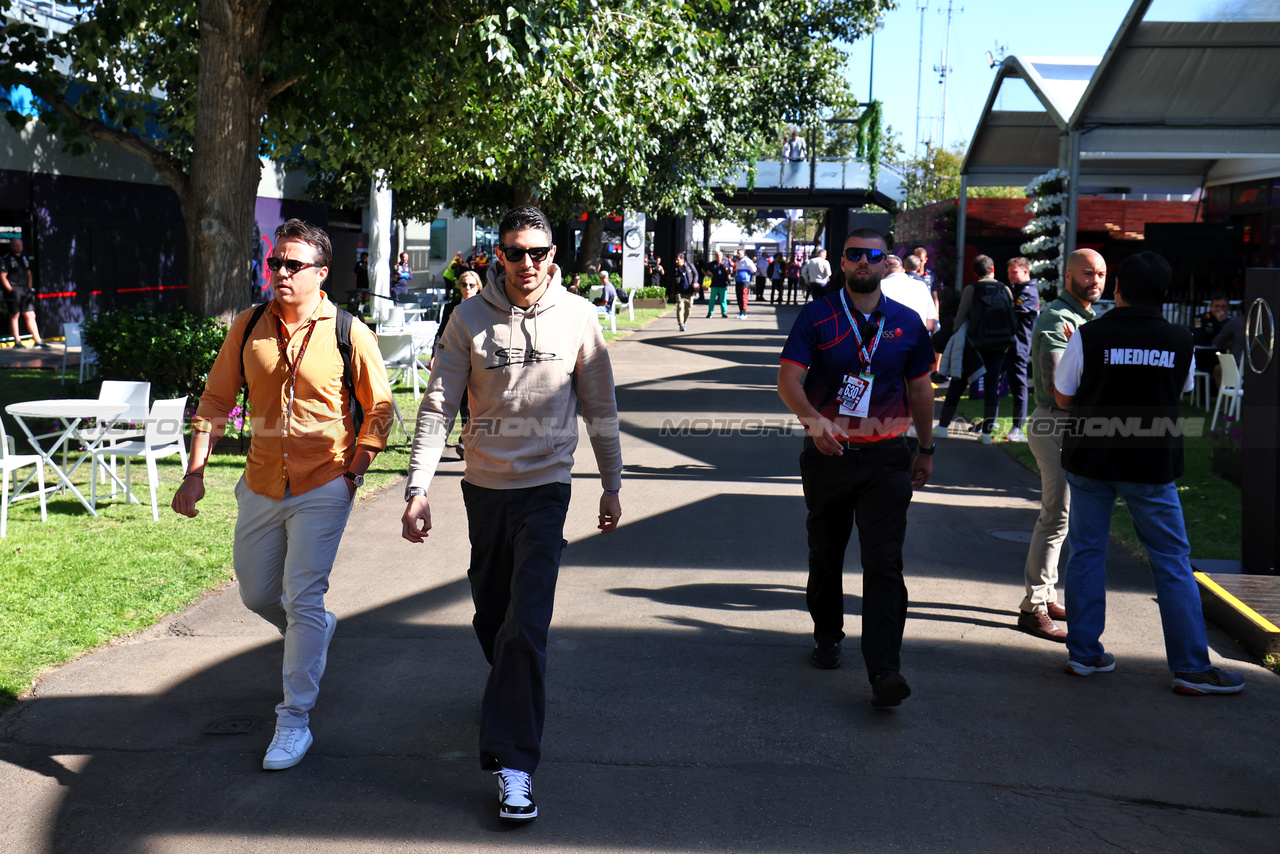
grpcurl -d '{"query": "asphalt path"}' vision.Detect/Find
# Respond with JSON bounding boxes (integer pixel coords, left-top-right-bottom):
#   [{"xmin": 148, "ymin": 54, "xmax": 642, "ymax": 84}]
[{"xmin": 2, "ymin": 304, "xmax": 1277, "ymax": 853}]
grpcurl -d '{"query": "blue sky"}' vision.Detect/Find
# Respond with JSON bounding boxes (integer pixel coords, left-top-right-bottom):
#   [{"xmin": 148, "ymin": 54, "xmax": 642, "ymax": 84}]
[{"xmin": 838, "ymin": 0, "xmax": 1136, "ymax": 159}]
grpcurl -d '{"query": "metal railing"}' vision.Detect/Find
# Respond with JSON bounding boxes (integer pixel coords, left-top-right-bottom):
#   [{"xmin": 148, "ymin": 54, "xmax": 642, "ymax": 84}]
[{"xmin": 726, "ymin": 156, "xmax": 904, "ymax": 204}]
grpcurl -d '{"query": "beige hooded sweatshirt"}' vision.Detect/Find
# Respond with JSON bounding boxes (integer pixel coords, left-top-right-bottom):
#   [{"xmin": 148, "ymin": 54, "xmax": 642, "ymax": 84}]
[{"xmin": 407, "ymin": 264, "xmax": 622, "ymax": 494}]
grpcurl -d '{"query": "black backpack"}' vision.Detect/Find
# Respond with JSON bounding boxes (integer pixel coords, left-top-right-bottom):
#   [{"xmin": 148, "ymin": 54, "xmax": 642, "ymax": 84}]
[
  {"xmin": 967, "ymin": 280, "xmax": 1017, "ymax": 350},
  {"xmin": 238, "ymin": 302, "xmax": 364, "ymax": 435}
]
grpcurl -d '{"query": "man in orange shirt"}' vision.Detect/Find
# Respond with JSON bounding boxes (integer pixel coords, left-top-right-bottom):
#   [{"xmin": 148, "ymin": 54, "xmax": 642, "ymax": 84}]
[{"xmin": 172, "ymin": 219, "xmax": 393, "ymax": 771}]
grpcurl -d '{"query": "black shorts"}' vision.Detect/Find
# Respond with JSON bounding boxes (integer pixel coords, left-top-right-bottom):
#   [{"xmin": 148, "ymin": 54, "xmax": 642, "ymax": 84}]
[{"xmin": 5, "ymin": 286, "xmax": 35, "ymax": 314}]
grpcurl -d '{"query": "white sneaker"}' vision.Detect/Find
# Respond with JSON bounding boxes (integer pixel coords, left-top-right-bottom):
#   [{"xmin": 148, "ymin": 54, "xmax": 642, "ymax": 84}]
[
  {"xmin": 495, "ymin": 767, "xmax": 537, "ymax": 821},
  {"xmin": 263, "ymin": 725, "xmax": 313, "ymax": 770},
  {"xmin": 1006, "ymin": 426, "xmax": 1027, "ymax": 443},
  {"xmin": 931, "ymin": 425, "xmax": 950, "ymax": 439}
]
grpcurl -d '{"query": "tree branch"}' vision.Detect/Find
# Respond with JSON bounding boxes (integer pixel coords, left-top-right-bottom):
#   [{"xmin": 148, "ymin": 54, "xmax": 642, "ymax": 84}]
[{"xmin": 47, "ymin": 95, "xmax": 190, "ymax": 200}]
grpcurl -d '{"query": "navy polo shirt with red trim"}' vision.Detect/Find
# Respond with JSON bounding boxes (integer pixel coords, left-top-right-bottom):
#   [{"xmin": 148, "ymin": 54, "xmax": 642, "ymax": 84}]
[{"xmin": 780, "ymin": 290, "xmax": 934, "ymax": 443}]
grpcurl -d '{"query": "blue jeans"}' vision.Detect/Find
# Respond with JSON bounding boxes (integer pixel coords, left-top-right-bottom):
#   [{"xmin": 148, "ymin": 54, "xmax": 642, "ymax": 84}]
[{"xmin": 1063, "ymin": 474, "xmax": 1211, "ymax": 674}]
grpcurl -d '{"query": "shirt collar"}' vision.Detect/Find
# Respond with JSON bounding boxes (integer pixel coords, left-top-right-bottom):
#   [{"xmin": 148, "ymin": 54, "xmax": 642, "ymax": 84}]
[
  {"xmin": 269, "ymin": 293, "xmax": 336, "ymax": 325},
  {"xmin": 1058, "ymin": 289, "xmax": 1095, "ymax": 321}
]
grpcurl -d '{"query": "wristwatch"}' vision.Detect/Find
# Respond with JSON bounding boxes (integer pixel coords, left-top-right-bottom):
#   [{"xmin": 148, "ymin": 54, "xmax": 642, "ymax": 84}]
[
  {"xmin": 917, "ymin": 444, "xmax": 936, "ymax": 456},
  {"xmin": 405, "ymin": 486, "xmax": 428, "ymax": 502},
  {"xmin": 343, "ymin": 471, "xmax": 364, "ymax": 488}
]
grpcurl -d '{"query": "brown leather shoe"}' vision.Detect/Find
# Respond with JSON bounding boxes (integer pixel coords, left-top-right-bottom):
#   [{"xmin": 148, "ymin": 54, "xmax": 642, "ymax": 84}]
[
  {"xmin": 1018, "ymin": 610, "xmax": 1067, "ymax": 642},
  {"xmin": 1046, "ymin": 602, "xmax": 1067, "ymax": 621}
]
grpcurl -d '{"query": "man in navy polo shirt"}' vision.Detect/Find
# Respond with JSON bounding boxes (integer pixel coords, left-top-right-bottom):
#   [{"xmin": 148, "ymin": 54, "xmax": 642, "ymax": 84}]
[{"xmin": 777, "ymin": 227, "xmax": 937, "ymax": 708}]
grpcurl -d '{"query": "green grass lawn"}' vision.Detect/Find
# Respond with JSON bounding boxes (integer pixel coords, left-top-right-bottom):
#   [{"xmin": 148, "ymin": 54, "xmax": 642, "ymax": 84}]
[
  {"xmin": 950, "ymin": 394, "xmax": 1241, "ymax": 561},
  {"xmin": 0, "ymin": 306, "xmax": 672, "ymax": 706}
]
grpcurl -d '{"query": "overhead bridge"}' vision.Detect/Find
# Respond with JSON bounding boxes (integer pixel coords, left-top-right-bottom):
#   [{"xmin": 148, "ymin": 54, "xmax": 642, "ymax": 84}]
[{"xmin": 710, "ymin": 157, "xmax": 904, "ymax": 213}]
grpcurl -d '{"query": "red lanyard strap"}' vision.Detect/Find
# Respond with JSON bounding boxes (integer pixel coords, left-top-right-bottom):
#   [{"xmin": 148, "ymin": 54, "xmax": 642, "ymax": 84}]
[
  {"xmin": 276, "ymin": 316, "xmax": 318, "ymax": 410},
  {"xmin": 839, "ymin": 289, "xmax": 884, "ymax": 372}
]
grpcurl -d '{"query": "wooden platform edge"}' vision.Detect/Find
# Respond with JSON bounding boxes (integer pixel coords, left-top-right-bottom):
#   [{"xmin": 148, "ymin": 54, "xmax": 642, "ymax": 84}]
[{"xmin": 1194, "ymin": 571, "xmax": 1280, "ymax": 659}]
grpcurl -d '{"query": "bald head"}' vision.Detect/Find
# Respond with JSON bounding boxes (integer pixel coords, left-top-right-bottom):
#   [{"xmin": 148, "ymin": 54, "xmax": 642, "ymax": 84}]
[{"xmin": 1064, "ymin": 249, "xmax": 1106, "ymax": 304}]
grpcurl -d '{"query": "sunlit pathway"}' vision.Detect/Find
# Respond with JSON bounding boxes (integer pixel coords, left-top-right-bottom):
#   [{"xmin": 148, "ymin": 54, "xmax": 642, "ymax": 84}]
[{"xmin": 2, "ymin": 304, "xmax": 1277, "ymax": 853}]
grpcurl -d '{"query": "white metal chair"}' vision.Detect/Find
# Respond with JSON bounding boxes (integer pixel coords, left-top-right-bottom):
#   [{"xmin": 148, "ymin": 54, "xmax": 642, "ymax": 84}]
[
  {"xmin": 61, "ymin": 321, "xmax": 97, "ymax": 384},
  {"xmin": 1210, "ymin": 352, "xmax": 1244, "ymax": 430},
  {"xmin": 376, "ymin": 333, "xmax": 413, "ymax": 440},
  {"xmin": 89, "ymin": 396, "xmax": 189, "ymax": 521},
  {"xmin": 596, "ymin": 302, "xmax": 617, "ymax": 334},
  {"xmin": 406, "ymin": 320, "xmax": 439, "ymax": 397},
  {"xmin": 1, "ymin": 418, "xmax": 47, "ymax": 538}
]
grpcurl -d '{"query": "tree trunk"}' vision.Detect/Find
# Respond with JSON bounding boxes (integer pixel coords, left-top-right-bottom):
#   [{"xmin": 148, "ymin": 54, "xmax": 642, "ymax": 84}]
[
  {"xmin": 184, "ymin": 0, "xmax": 273, "ymax": 320},
  {"xmin": 577, "ymin": 211, "xmax": 604, "ymax": 273}
]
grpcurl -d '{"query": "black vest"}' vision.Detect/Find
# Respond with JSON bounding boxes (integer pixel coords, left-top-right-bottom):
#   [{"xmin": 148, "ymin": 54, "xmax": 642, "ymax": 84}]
[{"xmin": 1061, "ymin": 306, "xmax": 1193, "ymax": 484}]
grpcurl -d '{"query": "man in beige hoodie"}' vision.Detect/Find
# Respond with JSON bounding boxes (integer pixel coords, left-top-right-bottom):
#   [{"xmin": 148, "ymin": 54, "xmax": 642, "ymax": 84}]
[{"xmin": 402, "ymin": 205, "xmax": 623, "ymax": 822}]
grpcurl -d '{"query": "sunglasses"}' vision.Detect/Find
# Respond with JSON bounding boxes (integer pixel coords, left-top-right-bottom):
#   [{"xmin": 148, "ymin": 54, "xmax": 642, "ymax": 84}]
[
  {"xmin": 843, "ymin": 247, "xmax": 886, "ymax": 264},
  {"xmin": 498, "ymin": 244, "xmax": 552, "ymax": 263},
  {"xmin": 266, "ymin": 257, "xmax": 324, "ymax": 275}
]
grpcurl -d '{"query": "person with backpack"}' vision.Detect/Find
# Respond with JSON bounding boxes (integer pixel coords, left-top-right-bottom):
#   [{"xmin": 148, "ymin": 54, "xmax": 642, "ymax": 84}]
[
  {"xmin": 933, "ymin": 254, "xmax": 1016, "ymax": 444},
  {"xmin": 172, "ymin": 219, "xmax": 394, "ymax": 772}
]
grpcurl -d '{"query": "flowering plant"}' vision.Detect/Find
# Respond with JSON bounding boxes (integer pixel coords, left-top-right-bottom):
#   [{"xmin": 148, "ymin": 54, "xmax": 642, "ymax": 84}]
[
  {"xmin": 1207, "ymin": 415, "xmax": 1242, "ymax": 452},
  {"xmin": 225, "ymin": 403, "xmax": 252, "ymax": 439}
]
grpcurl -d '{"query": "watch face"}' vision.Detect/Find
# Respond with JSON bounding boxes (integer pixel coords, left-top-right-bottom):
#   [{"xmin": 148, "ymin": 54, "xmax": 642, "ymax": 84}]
[{"xmin": 624, "ymin": 229, "xmax": 642, "ymax": 249}]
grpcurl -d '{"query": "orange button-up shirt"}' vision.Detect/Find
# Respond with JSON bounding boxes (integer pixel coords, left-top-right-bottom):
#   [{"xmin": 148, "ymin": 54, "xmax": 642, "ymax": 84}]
[{"xmin": 192, "ymin": 296, "xmax": 394, "ymax": 500}]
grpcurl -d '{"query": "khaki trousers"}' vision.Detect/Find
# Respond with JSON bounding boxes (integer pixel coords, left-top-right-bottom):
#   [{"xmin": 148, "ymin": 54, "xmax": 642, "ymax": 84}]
[{"xmin": 1022, "ymin": 405, "xmax": 1069, "ymax": 613}]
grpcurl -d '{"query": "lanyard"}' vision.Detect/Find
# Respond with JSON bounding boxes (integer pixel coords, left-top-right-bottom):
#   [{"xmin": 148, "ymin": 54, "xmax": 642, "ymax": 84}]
[
  {"xmin": 839, "ymin": 289, "xmax": 884, "ymax": 373},
  {"xmin": 276, "ymin": 316, "xmax": 318, "ymax": 416}
]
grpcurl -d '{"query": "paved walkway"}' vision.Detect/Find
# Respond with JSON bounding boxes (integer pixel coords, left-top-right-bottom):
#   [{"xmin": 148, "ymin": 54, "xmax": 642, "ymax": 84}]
[{"xmin": 2, "ymin": 305, "xmax": 1277, "ymax": 852}]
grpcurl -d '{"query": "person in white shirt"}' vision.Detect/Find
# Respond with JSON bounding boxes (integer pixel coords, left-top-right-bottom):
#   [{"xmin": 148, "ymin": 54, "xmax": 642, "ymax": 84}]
[
  {"xmin": 879, "ymin": 255, "xmax": 938, "ymax": 332},
  {"xmin": 801, "ymin": 249, "xmax": 831, "ymax": 301}
]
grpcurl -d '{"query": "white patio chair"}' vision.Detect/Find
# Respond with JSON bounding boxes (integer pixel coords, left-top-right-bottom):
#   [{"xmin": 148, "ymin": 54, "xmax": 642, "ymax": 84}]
[
  {"xmin": 1209, "ymin": 352, "xmax": 1243, "ymax": 430},
  {"xmin": 84, "ymin": 381, "xmax": 152, "ymax": 497},
  {"xmin": 597, "ymin": 303, "xmax": 617, "ymax": 334},
  {"xmin": 61, "ymin": 321, "xmax": 97, "ymax": 384},
  {"xmin": 1, "ymin": 418, "xmax": 47, "ymax": 538},
  {"xmin": 376, "ymin": 333, "xmax": 413, "ymax": 440},
  {"xmin": 89, "ymin": 396, "xmax": 189, "ymax": 521},
  {"xmin": 406, "ymin": 320, "xmax": 439, "ymax": 397}
]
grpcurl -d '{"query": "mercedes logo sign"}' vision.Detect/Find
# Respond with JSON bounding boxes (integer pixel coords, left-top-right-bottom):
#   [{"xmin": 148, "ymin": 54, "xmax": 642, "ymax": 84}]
[{"xmin": 1246, "ymin": 297, "xmax": 1275, "ymax": 375}]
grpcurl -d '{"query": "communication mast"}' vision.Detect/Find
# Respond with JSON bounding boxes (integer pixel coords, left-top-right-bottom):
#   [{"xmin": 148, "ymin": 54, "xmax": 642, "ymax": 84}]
[
  {"xmin": 932, "ymin": 0, "xmax": 963, "ymax": 152},
  {"xmin": 914, "ymin": 2, "xmax": 928, "ymax": 158}
]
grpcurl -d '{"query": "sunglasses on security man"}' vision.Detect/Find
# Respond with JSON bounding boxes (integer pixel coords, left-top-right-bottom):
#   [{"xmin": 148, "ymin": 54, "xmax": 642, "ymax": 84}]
[{"xmin": 843, "ymin": 248, "xmax": 885, "ymax": 264}]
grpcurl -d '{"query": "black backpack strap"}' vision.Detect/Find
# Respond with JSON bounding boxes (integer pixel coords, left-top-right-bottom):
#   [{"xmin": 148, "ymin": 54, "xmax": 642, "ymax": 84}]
[
  {"xmin": 237, "ymin": 301, "xmax": 272, "ymax": 410},
  {"xmin": 334, "ymin": 308, "xmax": 365, "ymax": 438}
]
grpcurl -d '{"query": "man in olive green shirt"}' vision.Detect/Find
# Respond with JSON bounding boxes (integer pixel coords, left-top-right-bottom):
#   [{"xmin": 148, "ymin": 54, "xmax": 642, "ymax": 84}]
[{"xmin": 1018, "ymin": 249, "xmax": 1106, "ymax": 641}]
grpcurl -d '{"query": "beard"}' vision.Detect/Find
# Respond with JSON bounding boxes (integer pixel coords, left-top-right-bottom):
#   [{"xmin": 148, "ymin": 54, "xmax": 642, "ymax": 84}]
[{"xmin": 846, "ymin": 269, "xmax": 881, "ymax": 294}]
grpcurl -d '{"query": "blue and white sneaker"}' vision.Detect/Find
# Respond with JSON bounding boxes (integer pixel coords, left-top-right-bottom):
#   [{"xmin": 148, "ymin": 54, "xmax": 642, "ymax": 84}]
[
  {"xmin": 1172, "ymin": 668, "xmax": 1244, "ymax": 695},
  {"xmin": 1064, "ymin": 652, "xmax": 1116, "ymax": 676}
]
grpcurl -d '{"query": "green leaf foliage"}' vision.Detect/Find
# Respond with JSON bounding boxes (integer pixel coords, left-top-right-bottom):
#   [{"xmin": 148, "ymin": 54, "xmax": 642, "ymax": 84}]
[{"xmin": 81, "ymin": 306, "xmax": 226, "ymax": 399}]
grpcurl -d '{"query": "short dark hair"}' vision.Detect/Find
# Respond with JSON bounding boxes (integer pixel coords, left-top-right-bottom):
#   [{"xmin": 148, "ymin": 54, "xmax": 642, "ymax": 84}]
[
  {"xmin": 844, "ymin": 227, "xmax": 887, "ymax": 246},
  {"xmin": 498, "ymin": 205, "xmax": 553, "ymax": 244},
  {"xmin": 972, "ymin": 254, "xmax": 994, "ymax": 277},
  {"xmin": 1209, "ymin": 290, "xmax": 1228, "ymax": 303},
  {"xmin": 1117, "ymin": 251, "xmax": 1171, "ymax": 307},
  {"xmin": 275, "ymin": 219, "xmax": 331, "ymax": 268},
  {"xmin": 1008, "ymin": 256, "xmax": 1030, "ymax": 271}
]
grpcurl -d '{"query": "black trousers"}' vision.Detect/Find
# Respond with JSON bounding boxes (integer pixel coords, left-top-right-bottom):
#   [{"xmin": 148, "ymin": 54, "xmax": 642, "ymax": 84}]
[
  {"xmin": 800, "ymin": 438, "xmax": 914, "ymax": 677},
  {"xmin": 938, "ymin": 346, "xmax": 1009, "ymax": 434},
  {"xmin": 1007, "ymin": 345, "xmax": 1031, "ymax": 428},
  {"xmin": 462, "ymin": 480, "xmax": 570, "ymax": 774}
]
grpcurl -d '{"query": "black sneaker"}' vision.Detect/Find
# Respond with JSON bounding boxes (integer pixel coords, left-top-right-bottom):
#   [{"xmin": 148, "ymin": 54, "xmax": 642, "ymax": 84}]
[
  {"xmin": 810, "ymin": 641, "xmax": 841, "ymax": 670},
  {"xmin": 495, "ymin": 768, "xmax": 537, "ymax": 821},
  {"xmin": 870, "ymin": 670, "xmax": 911, "ymax": 707},
  {"xmin": 35, "ymin": 341, "xmax": 52, "ymax": 350}
]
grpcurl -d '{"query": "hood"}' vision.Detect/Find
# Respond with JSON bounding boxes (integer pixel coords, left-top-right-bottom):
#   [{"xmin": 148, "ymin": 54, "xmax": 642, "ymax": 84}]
[{"xmin": 483, "ymin": 262, "xmax": 565, "ymax": 317}]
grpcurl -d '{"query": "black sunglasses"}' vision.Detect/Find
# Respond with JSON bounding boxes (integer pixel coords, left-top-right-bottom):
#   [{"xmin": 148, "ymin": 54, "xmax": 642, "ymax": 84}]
[
  {"xmin": 498, "ymin": 244, "xmax": 552, "ymax": 263},
  {"xmin": 843, "ymin": 247, "xmax": 886, "ymax": 264},
  {"xmin": 266, "ymin": 257, "xmax": 324, "ymax": 275}
]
